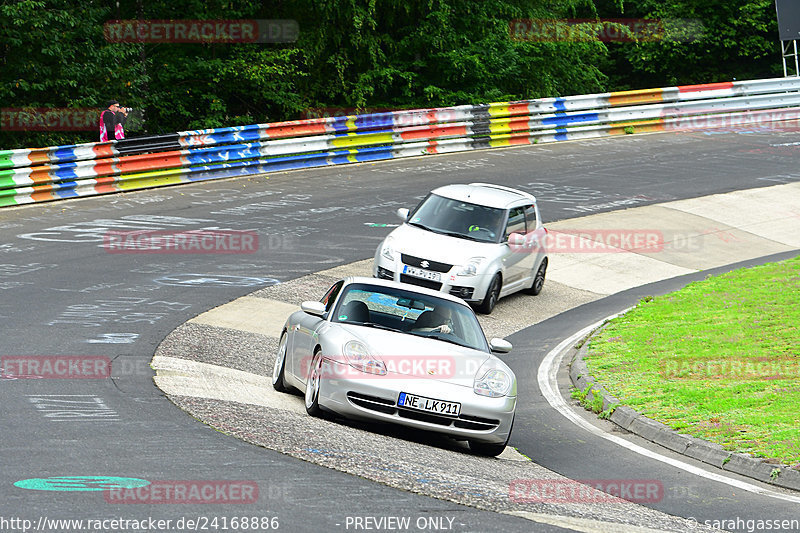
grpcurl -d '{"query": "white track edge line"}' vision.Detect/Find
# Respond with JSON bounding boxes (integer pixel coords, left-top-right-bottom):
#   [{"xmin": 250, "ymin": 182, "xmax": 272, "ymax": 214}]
[{"xmin": 537, "ymin": 317, "xmax": 800, "ymax": 504}]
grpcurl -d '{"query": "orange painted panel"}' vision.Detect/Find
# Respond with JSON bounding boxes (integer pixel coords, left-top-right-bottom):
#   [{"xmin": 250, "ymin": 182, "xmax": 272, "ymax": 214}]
[{"xmin": 116, "ymin": 152, "xmax": 183, "ymax": 173}]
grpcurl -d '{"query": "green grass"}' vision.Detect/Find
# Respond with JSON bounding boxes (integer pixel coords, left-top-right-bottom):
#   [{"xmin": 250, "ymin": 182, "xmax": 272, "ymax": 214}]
[{"xmin": 585, "ymin": 255, "xmax": 800, "ymax": 466}]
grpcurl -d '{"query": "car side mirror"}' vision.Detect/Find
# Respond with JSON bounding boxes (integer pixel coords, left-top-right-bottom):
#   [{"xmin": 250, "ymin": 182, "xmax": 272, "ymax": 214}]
[
  {"xmin": 396, "ymin": 208, "xmax": 410, "ymax": 221},
  {"xmin": 489, "ymin": 338, "xmax": 512, "ymax": 353},
  {"xmin": 507, "ymin": 233, "xmax": 525, "ymax": 246},
  {"xmin": 300, "ymin": 301, "xmax": 326, "ymax": 317}
]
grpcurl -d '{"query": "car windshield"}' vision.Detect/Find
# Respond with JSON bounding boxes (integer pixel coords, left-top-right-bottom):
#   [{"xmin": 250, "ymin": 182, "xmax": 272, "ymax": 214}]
[
  {"xmin": 407, "ymin": 193, "xmax": 506, "ymax": 243},
  {"xmin": 332, "ymin": 283, "xmax": 489, "ymax": 352}
]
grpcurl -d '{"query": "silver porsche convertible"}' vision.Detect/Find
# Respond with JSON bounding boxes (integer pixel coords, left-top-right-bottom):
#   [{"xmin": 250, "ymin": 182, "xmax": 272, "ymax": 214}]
[{"xmin": 272, "ymin": 276, "xmax": 516, "ymax": 456}]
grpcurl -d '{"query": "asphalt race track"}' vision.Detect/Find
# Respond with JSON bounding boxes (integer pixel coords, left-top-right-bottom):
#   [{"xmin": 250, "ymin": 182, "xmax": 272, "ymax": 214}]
[{"xmin": 2, "ymin": 129, "xmax": 799, "ymax": 532}]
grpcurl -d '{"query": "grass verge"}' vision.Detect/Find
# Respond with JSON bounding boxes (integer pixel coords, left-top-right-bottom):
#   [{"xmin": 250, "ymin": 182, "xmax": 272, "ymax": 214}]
[{"xmin": 585, "ymin": 254, "xmax": 800, "ymax": 466}]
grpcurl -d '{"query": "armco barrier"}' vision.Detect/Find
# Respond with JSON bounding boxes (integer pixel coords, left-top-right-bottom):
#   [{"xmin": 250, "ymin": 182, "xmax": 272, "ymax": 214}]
[{"xmin": 2, "ymin": 77, "xmax": 800, "ymax": 207}]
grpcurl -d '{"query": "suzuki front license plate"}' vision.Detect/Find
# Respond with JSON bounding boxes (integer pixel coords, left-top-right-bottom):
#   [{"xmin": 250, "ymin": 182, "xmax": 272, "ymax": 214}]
[
  {"xmin": 397, "ymin": 392, "xmax": 461, "ymax": 417},
  {"xmin": 403, "ymin": 265, "xmax": 441, "ymax": 282}
]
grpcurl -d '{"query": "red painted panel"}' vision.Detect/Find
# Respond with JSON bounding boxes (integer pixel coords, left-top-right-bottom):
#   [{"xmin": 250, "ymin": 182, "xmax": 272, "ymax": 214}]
[{"xmin": 678, "ymin": 81, "xmax": 734, "ymax": 93}]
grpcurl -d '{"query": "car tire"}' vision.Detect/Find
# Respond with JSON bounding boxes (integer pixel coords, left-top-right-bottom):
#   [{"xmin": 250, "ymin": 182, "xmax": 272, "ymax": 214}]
[
  {"xmin": 304, "ymin": 348, "xmax": 325, "ymax": 417},
  {"xmin": 469, "ymin": 416, "xmax": 513, "ymax": 457},
  {"xmin": 477, "ymin": 273, "xmax": 501, "ymax": 314},
  {"xmin": 525, "ymin": 258, "xmax": 547, "ymax": 296},
  {"xmin": 272, "ymin": 332, "xmax": 290, "ymax": 392}
]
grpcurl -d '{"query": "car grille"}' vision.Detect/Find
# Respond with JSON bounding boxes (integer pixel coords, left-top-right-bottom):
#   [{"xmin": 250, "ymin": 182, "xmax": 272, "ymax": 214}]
[
  {"xmin": 347, "ymin": 392, "xmax": 396, "ymax": 414},
  {"xmin": 399, "ymin": 274, "xmax": 442, "ymax": 291},
  {"xmin": 401, "ymin": 254, "xmax": 452, "ymax": 273},
  {"xmin": 454, "ymin": 414, "xmax": 500, "ymax": 431},
  {"xmin": 346, "ymin": 392, "xmax": 500, "ymax": 431}
]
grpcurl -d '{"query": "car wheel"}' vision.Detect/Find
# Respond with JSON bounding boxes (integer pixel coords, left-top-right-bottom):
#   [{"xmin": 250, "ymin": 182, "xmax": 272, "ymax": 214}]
[
  {"xmin": 477, "ymin": 274, "xmax": 501, "ymax": 314},
  {"xmin": 272, "ymin": 332, "xmax": 289, "ymax": 392},
  {"xmin": 469, "ymin": 415, "xmax": 513, "ymax": 457},
  {"xmin": 304, "ymin": 348, "xmax": 325, "ymax": 417},
  {"xmin": 526, "ymin": 258, "xmax": 547, "ymax": 296}
]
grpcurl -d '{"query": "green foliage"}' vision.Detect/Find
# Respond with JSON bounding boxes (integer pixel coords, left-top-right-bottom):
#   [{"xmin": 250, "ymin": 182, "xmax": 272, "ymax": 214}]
[
  {"xmin": 0, "ymin": 0, "xmax": 788, "ymax": 149},
  {"xmin": 586, "ymin": 255, "xmax": 800, "ymax": 465},
  {"xmin": 598, "ymin": 403, "xmax": 618, "ymax": 419},
  {"xmin": 0, "ymin": 0, "xmax": 148, "ymax": 147},
  {"xmin": 570, "ymin": 385, "xmax": 589, "ymax": 402},
  {"xmin": 292, "ymin": 0, "xmax": 607, "ymax": 108},
  {"xmin": 571, "ymin": 384, "xmax": 608, "ymax": 415},
  {"xmin": 595, "ymin": 0, "xmax": 782, "ymax": 89}
]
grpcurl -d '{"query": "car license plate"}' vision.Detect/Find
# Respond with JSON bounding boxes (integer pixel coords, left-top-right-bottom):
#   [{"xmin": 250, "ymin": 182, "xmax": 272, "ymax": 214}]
[
  {"xmin": 397, "ymin": 392, "xmax": 461, "ymax": 417},
  {"xmin": 403, "ymin": 265, "xmax": 441, "ymax": 282}
]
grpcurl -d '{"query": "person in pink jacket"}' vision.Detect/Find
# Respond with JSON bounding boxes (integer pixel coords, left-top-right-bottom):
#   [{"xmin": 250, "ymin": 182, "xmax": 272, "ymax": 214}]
[{"xmin": 99, "ymin": 100, "xmax": 128, "ymax": 141}]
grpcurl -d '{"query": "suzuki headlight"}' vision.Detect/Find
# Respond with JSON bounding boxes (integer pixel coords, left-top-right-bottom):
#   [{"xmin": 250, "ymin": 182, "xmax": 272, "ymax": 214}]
[
  {"xmin": 458, "ymin": 257, "xmax": 485, "ymax": 277},
  {"xmin": 380, "ymin": 236, "xmax": 395, "ymax": 261},
  {"xmin": 344, "ymin": 340, "xmax": 386, "ymax": 375},
  {"xmin": 474, "ymin": 363, "xmax": 512, "ymax": 397}
]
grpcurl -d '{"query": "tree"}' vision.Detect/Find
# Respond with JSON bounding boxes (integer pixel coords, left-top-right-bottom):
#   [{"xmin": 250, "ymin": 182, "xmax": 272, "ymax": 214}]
[
  {"xmin": 595, "ymin": 0, "xmax": 782, "ymax": 89},
  {"xmin": 4, "ymin": 0, "xmax": 782, "ymax": 150},
  {"xmin": 0, "ymin": 0, "xmax": 147, "ymax": 148}
]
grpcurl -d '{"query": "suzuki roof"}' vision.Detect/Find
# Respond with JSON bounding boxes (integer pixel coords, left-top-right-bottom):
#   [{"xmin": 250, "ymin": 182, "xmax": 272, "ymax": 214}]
[{"xmin": 429, "ymin": 182, "xmax": 536, "ymax": 209}]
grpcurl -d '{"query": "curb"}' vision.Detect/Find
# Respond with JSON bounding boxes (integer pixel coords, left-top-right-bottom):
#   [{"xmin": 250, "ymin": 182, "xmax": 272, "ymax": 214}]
[{"xmin": 567, "ymin": 325, "xmax": 800, "ymax": 492}]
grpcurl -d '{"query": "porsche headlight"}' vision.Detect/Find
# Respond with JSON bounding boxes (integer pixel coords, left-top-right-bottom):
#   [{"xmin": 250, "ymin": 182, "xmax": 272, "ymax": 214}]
[
  {"xmin": 380, "ymin": 236, "xmax": 395, "ymax": 261},
  {"xmin": 474, "ymin": 364, "xmax": 512, "ymax": 397},
  {"xmin": 344, "ymin": 340, "xmax": 386, "ymax": 375},
  {"xmin": 458, "ymin": 257, "xmax": 485, "ymax": 277}
]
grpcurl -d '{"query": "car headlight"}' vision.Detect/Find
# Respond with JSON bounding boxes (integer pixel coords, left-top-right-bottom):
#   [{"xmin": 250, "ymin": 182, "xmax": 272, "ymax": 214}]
[
  {"xmin": 380, "ymin": 236, "xmax": 395, "ymax": 261},
  {"xmin": 458, "ymin": 257, "xmax": 485, "ymax": 276},
  {"xmin": 474, "ymin": 364, "xmax": 512, "ymax": 397},
  {"xmin": 344, "ymin": 340, "xmax": 386, "ymax": 375}
]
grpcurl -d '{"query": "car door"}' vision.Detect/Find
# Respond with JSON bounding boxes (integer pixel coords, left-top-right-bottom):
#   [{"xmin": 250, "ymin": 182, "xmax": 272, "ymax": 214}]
[
  {"xmin": 288, "ymin": 281, "xmax": 341, "ymax": 383},
  {"xmin": 501, "ymin": 205, "xmax": 529, "ymax": 288},
  {"xmin": 523, "ymin": 203, "xmax": 546, "ymax": 280}
]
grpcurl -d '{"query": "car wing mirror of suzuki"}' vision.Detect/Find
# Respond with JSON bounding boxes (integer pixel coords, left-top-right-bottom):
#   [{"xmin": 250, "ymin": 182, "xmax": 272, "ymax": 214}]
[
  {"xmin": 396, "ymin": 208, "xmax": 410, "ymax": 221},
  {"xmin": 507, "ymin": 233, "xmax": 525, "ymax": 246}
]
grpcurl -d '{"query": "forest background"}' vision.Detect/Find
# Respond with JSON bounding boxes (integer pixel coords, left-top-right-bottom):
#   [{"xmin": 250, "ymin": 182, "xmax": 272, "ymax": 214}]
[{"xmin": 0, "ymin": 0, "xmax": 785, "ymax": 149}]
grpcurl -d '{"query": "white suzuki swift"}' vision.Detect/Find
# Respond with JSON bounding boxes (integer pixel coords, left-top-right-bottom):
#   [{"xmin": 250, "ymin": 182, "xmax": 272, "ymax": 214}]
[{"xmin": 373, "ymin": 183, "xmax": 548, "ymax": 314}]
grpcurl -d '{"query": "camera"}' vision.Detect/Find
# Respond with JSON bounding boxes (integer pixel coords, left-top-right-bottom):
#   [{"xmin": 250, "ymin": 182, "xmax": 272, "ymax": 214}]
[{"xmin": 121, "ymin": 107, "xmax": 133, "ymax": 113}]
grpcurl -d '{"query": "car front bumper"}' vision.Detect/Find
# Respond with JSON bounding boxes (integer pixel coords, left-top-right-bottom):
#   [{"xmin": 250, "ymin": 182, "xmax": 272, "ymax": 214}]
[
  {"xmin": 373, "ymin": 252, "xmax": 492, "ymax": 303},
  {"xmin": 317, "ymin": 358, "xmax": 516, "ymax": 445}
]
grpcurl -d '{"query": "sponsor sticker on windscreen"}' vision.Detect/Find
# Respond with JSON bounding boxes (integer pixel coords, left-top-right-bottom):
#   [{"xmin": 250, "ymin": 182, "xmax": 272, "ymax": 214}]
[{"xmin": 398, "ymin": 392, "xmax": 461, "ymax": 417}]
